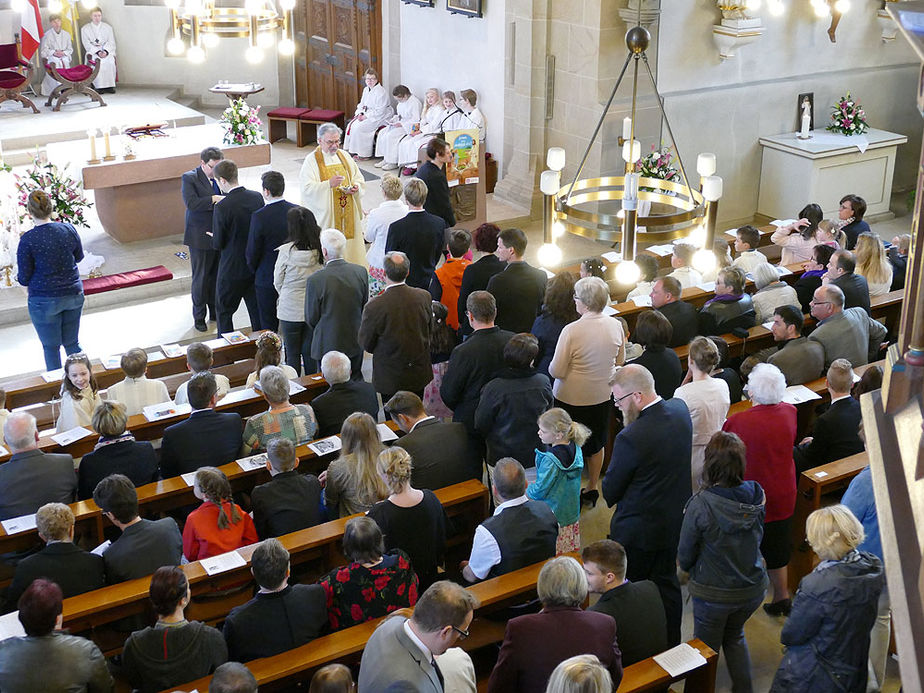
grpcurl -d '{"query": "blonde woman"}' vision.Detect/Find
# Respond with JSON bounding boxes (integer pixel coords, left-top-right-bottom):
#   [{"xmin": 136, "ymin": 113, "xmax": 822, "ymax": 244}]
[
  {"xmin": 321, "ymin": 412, "xmax": 388, "ymax": 517},
  {"xmin": 854, "ymin": 232, "xmax": 893, "ymax": 297},
  {"xmin": 367, "ymin": 447, "xmax": 446, "ymax": 589},
  {"xmin": 770, "ymin": 505, "xmax": 884, "ymax": 692},
  {"xmin": 363, "ymin": 173, "xmax": 408, "ymax": 296},
  {"xmin": 398, "ymin": 88, "xmax": 444, "ymax": 175},
  {"xmin": 56, "ymin": 353, "xmax": 102, "ymax": 432}
]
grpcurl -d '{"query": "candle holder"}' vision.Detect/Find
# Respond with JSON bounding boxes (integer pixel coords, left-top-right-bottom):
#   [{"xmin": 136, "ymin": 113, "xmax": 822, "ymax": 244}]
[
  {"xmin": 102, "ymin": 154, "xmax": 116, "ymax": 161},
  {"xmin": 122, "ymin": 153, "xmax": 137, "ymax": 160},
  {"xmin": 87, "ymin": 156, "xmax": 102, "ymax": 164},
  {"xmin": 1, "ymin": 265, "xmax": 11, "ymax": 288}
]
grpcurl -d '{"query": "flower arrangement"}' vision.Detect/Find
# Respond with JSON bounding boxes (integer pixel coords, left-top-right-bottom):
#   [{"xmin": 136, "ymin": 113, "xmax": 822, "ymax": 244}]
[
  {"xmin": 15, "ymin": 156, "xmax": 93, "ymax": 227},
  {"xmin": 826, "ymin": 92, "xmax": 868, "ymax": 136},
  {"xmin": 635, "ymin": 145, "xmax": 681, "ymax": 192},
  {"xmin": 220, "ymin": 98, "xmax": 264, "ymax": 146}
]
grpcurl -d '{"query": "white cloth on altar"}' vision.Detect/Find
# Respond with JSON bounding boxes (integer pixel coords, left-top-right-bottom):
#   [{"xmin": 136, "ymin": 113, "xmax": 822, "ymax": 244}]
[
  {"xmin": 81, "ymin": 21, "xmax": 117, "ymax": 89},
  {"xmin": 375, "ymin": 95, "xmax": 423, "ymax": 163},
  {"xmin": 398, "ymin": 104, "xmax": 445, "ymax": 166},
  {"xmin": 343, "ymin": 83, "xmax": 393, "ymax": 157},
  {"xmin": 40, "ymin": 29, "xmax": 73, "ymax": 96},
  {"xmin": 298, "ymin": 148, "xmax": 367, "ymax": 267}
]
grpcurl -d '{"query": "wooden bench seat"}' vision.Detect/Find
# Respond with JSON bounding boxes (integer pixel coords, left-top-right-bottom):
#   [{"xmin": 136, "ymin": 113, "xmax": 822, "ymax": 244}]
[{"xmin": 60, "ymin": 479, "xmax": 489, "ymax": 654}]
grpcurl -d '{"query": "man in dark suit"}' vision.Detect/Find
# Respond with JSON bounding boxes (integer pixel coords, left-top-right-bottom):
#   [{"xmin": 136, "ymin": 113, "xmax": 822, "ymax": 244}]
[
  {"xmin": 650, "ymin": 277, "xmax": 698, "ymax": 348},
  {"xmin": 486, "ymin": 227, "xmax": 547, "ymax": 333},
  {"xmin": 604, "ymin": 364, "xmax": 693, "ymax": 646},
  {"xmin": 441, "ymin": 291, "xmax": 514, "ymax": 438},
  {"xmin": 251, "ymin": 439, "xmax": 322, "ymax": 540},
  {"xmin": 582, "ymin": 540, "xmax": 667, "ymax": 666},
  {"xmin": 414, "ymin": 137, "xmax": 455, "ymax": 227},
  {"xmin": 222, "ymin": 538, "xmax": 326, "ymax": 662},
  {"xmin": 211, "ymin": 159, "xmax": 264, "ymax": 335},
  {"xmin": 826, "ymin": 249, "xmax": 871, "ymax": 315},
  {"xmin": 311, "ymin": 351, "xmax": 379, "ymax": 437},
  {"xmin": 386, "ymin": 392, "xmax": 480, "ymax": 489},
  {"xmin": 304, "ymin": 229, "xmax": 369, "ymax": 378},
  {"xmin": 385, "ymin": 178, "xmax": 447, "ymax": 290},
  {"xmin": 245, "ymin": 171, "xmax": 296, "ymax": 332},
  {"xmin": 182, "ymin": 146, "xmax": 224, "ymax": 332},
  {"xmin": 457, "ymin": 225, "xmax": 506, "ymax": 337},
  {"xmin": 794, "ymin": 359, "xmax": 865, "ymax": 473},
  {"xmin": 0, "ymin": 413, "xmax": 76, "ymax": 520},
  {"xmin": 93, "ymin": 474, "xmax": 183, "ymax": 584},
  {"xmin": 358, "ymin": 252, "xmax": 433, "ymax": 403},
  {"xmin": 160, "ymin": 373, "xmax": 243, "ymax": 479},
  {"xmin": 888, "ymin": 234, "xmax": 909, "ymax": 291},
  {"xmin": 5, "ymin": 503, "xmax": 105, "ymax": 612}
]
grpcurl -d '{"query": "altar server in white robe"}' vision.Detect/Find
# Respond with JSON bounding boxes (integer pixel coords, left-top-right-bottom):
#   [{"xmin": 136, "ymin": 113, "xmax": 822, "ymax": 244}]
[
  {"xmin": 81, "ymin": 8, "xmax": 117, "ymax": 92},
  {"xmin": 436, "ymin": 92, "xmax": 470, "ymax": 135},
  {"xmin": 459, "ymin": 88, "xmax": 486, "ymax": 141},
  {"xmin": 299, "ymin": 122, "xmax": 367, "ymax": 266},
  {"xmin": 376, "ymin": 85, "xmax": 422, "ymax": 171},
  {"xmin": 398, "ymin": 88, "xmax": 444, "ymax": 174},
  {"xmin": 40, "ymin": 16, "xmax": 73, "ymax": 96},
  {"xmin": 343, "ymin": 69, "xmax": 393, "ymax": 159}
]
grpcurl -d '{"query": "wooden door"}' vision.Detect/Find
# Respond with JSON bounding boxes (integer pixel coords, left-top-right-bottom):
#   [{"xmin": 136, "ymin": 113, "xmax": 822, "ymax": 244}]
[{"xmin": 294, "ymin": 0, "xmax": 381, "ymax": 114}]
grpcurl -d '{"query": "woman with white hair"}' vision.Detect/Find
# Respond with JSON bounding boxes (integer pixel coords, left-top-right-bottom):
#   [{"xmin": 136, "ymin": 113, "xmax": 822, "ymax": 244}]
[
  {"xmin": 545, "ymin": 655, "xmax": 613, "ymax": 693},
  {"xmin": 487, "ymin": 556, "xmax": 623, "ymax": 692},
  {"xmin": 363, "ymin": 173, "xmax": 408, "ymax": 297},
  {"xmin": 241, "ymin": 366, "xmax": 317, "ymax": 455},
  {"xmin": 722, "ymin": 363, "xmax": 797, "ymax": 617},
  {"xmin": 770, "ymin": 506, "xmax": 884, "ymax": 692},
  {"xmin": 548, "ymin": 277, "xmax": 625, "ymax": 507},
  {"xmin": 750, "ymin": 262, "xmax": 799, "ymax": 324}
]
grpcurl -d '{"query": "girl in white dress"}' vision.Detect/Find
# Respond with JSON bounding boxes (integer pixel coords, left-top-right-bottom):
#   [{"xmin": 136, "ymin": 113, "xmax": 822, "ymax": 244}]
[
  {"xmin": 343, "ymin": 70, "xmax": 393, "ymax": 159},
  {"xmin": 437, "ymin": 91, "xmax": 469, "ymax": 133},
  {"xmin": 57, "ymin": 353, "xmax": 103, "ymax": 432},
  {"xmin": 364, "ymin": 174, "xmax": 408, "ymax": 296},
  {"xmin": 376, "ymin": 85, "xmax": 422, "ymax": 171},
  {"xmin": 398, "ymin": 88, "xmax": 444, "ymax": 175}
]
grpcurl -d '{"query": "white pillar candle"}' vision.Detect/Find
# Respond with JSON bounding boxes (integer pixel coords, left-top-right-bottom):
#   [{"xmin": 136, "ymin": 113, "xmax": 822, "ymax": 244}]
[
  {"xmin": 88, "ymin": 130, "xmax": 97, "ymax": 161},
  {"xmin": 103, "ymin": 127, "xmax": 112, "ymax": 157},
  {"xmin": 623, "ymin": 117, "xmax": 632, "ymax": 140}
]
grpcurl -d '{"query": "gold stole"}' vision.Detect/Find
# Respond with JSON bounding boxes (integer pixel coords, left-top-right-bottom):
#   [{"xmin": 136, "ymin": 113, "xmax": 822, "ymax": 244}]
[{"xmin": 314, "ymin": 148, "xmax": 357, "ymax": 239}]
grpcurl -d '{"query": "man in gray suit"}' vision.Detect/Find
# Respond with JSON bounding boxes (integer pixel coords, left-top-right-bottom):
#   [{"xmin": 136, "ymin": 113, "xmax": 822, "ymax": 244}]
[
  {"xmin": 304, "ymin": 229, "xmax": 369, "ymax": 379},
  {"xmin": 808, "ymin": 285, "xmax": 887, "ymax": 368},
  {"xmin": 358, "ymin": 580, "xmax": 479, "ymax": 692},
  {"xmin": 0, "ymin": 413, "xmax": 76, "ymax": 520},
  {"xmin": 755, "ymin": 304, "xmax": 825, "ymax": 385}
]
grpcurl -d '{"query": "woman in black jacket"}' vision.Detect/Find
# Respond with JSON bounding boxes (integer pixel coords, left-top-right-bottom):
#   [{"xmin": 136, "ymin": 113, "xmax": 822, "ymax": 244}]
[{"xmin": 627, "ymin": 310, "xmax": 682, "ymax": 399}]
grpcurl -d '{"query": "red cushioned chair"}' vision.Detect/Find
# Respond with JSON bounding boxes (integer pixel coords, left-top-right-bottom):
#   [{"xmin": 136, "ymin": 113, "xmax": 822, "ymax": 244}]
[
  {"xmin": 0, "ymin": 43, "xmax": 39, "ymax": 114},
  {"xmin": 44, "ymin": 59, "xmax": 106, "ymax": 111}
]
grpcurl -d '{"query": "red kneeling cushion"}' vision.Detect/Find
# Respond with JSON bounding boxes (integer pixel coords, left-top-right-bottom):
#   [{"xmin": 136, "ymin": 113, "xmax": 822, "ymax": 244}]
[
  {"xmin": 82, "ymin": 265, "xmax": 173, "ymax": 295},
  {"xmin": 56, "ymin": 65, "xmax": 93, "ymax": 82},
  {"xmin": 267, "ymin": 107, "xmax": 310, "ymax": 119},
  {"xmin": 0, "ymin": 71, "xmax": 27, "ymax": 89},
  {"xmin": 301, "ymin": 109, "xmax": 344, "ymax": 122}
]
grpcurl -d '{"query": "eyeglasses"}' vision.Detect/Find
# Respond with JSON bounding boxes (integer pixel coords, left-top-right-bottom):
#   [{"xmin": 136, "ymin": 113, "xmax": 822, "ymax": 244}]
[
  {"xmin": 613, "ymin": 391, "xmax": 638, "ymax": 405},
  {"xmin": 809, "ymin": 299, "xmax": 830, "ymax": 306},
  {"xmin": 451, "ymin": 625, "xmax": 469, "ymax": 640}
]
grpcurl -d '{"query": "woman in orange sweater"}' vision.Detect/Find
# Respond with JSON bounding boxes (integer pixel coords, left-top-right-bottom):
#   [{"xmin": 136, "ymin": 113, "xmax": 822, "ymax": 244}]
[{"xmin": 183, "ymin": 467, "xmax": 258, "ymax": 562}]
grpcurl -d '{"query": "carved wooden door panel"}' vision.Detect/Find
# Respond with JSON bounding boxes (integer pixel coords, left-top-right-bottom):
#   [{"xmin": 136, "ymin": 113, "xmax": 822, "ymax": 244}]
[{"xmin": 293, "ymin": 0, "xmax": 381, "ymax": 114}]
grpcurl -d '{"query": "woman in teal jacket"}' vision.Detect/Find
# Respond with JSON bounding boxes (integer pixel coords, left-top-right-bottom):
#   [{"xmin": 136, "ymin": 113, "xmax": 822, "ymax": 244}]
[{"xmin": 527, "ymin": 408, "xmax": 588, "ymax": 553}]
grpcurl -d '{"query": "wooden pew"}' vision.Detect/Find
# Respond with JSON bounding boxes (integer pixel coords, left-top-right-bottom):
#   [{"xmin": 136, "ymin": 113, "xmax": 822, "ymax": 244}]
[
  {"xmin": 0, "ymin": 333, "xmax": 263, "ymax": 411},
  {"xmin": 0, "ymin": 374, "xmax": 329, "ymax": 463},
  {"xmin": 617, "ymin": 639, "xmax": 718, "ymax": 692},
  {"xmin": 60, "ymin": 479, "xmax": 489, "ymax": 653},
  {"xmin": 788, "ymin": 450, "xmax": 870, "ymax": 592}
]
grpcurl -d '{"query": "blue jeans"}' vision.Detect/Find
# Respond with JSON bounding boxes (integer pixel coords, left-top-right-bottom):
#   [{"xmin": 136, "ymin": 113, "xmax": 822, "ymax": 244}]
[
  {"xmin": 692, "ymin": 593, "xmax": 764, "ymax": 693},
  {"xmin": 278, "ymin": 319, "xmax": 316, "ymax": 376},
  {"xmin": 28, "ymin": 293, "xmax": 84, "ymax": 370}
]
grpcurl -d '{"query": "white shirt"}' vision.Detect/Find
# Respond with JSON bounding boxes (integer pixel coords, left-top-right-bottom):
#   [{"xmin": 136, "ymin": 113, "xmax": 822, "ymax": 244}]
[
  {"xmin": 174, "ymin": 373, "xmax": 230, "ymax": 405},
  {"xmin": 668, "ymin": 266, "xmax": 704, "ymax": 290},
  {"xmin": 403, "ymin": 620, "xmax": 433, "ymax": 663},
  {"xmin": 467, "ymin": 495, "xmax": 529, "ymax": 580},
  {"xmin": 106, "ymin": 376, "xmax": 171, "ymax": 417}
]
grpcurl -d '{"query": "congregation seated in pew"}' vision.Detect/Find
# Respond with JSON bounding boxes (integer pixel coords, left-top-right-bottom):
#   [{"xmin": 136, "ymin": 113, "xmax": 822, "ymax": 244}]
[
  {"xmin": 251, "ymin": 437, "xmax": 323, "ymax": 540},
  {"xmin": 105, "ymin": 347, "xmax": 171, "ymax": 416},
  {"xmin": 173, "ymin": 342, "xmax": 231, "ymax": 406},
  {"xmin": 183, "ymin": 466, "xmax": 258, "ymax": 562},
  {"xmin": 311, "ymin": 350, "xmax": 379, "ymax": 438},
  {"xmin": 753, "ymin": 304, "xmax": 825, "ymax": 386},
  {"xmin": 241, "ymin": 365, "xmax": 317, "ymax": 455},
  {"xmin": 56, "ymin": 352, "xmax": 103, "ymax": 432},
  {"xmin": 321, "ymin": 412, "xmax": 388, "ymax": 518},
  {"xmin": 243, "ymin": 331, "xmax": 298, "ymax": 388}
]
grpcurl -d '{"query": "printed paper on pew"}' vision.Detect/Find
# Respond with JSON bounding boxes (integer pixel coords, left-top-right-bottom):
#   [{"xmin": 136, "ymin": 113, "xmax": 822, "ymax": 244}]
[
  {"xmin": 181, "ymin": 471, "xmax": 198, "ymax": 487},
  {"xmin": 221, "ymin": 387, "xmax": 257, "ymax": 405},
  {"xmin": 697, "ymin": 282, "xmax": 716, "ymax": 292},
  {"xmin": 762, "ymin": 321, "xmax": 775, "ymax": 331},
  {"xmin": 51, "ymin": 427, "xmax": 93, "ymax": 446},
  {"xmin": 0, "ymin": 445, "xmax": 7, "ymax": 457},
  {"xmin": 724, "ymin": 228, "xmax": 739, "ymax": 238},
  {"xmin": 200, "ymin": 549, "xmax": 247, "ymax": 576},
  {"xmin": 102, "ymin": 354, "xmax": 122, "ymax": 370},
  {"xmin": 237, "ymin": 453, "xmax": 268, "ymax": 472},
  {"xmin": 41, "ymin": 367, "xmax": 65, "ymax": 382},
  {"xmin": 602, "ymin": 305, "xmax": 619, "ymax": 316},
  {"xmin": 770, "ymin": 219, "xmax": 798, "ymax": 228},
  {"xmin": 91, "ymin": 539, "xmax": 111, "ymax": 556},
  {"xmin": 288, "ymin": 380, "xmax": 307, "ymax": 395},
  {"xmin": 653, "ymin": 643, "xmax": 708, "ymax": 678},
  {"xmin": 221, "ymin": 331, "xmax": 250, "ymax": 345},
  {"xmin": 146, "ymin": 350, "xmax": 167, "ymax": 363},
  {"xmin": 647, "ymin": 244, "xmax": 675, "ymax": 257},
  {"xmin": 308, "ymin": 436, "xmax": 342, "ymax": 457},
  {"xmin": 162, "ymin": 343, "xmax": 185, "ymax": 358},
  {"xmin": 782, "ymin": 384, "xmax": 822, "ymax": 405},
  {"xmin": 775, "ymin": 265, "xmax": 793, "ymax": 277},
  {"xmin": 143, "ymin": 402, "xmax": 191, "ymax": 422},
  {"xmin": 0, "ymin": 611, "xmax": 25, "ymax": 642},
  {"xmin": 601, "ymin": 251, "xmax": 621, "ymax": 264},
  {"xmin": 630, "ymin": 295, "xmax": 652, "ymax": 307},
  {"xmin": 377, "ymin": 423, "xmax": 398, "ymax": 443},
  {"xmin": 1, "ymin": 514, "xmax": 37, "ymax": 535},
  {"xmin": 203, "ymin": 337, "xmax": 227, "ymax": 350}
]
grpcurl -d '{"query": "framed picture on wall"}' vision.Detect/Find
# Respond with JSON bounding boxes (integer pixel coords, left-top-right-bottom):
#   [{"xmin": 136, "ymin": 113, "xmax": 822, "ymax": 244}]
[
  {"xmin": 402, "ymin": 0, "xmax": 434, "ymax": 6},
  {"xmin": 447, "ymin": 0, "xmax": 483, "ymax": 18}
]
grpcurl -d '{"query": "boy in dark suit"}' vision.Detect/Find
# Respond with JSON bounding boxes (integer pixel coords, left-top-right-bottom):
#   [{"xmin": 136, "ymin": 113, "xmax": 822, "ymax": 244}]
[{"xmin": 385, "ymin": 178, "xmax": 447, "ymax": 291}]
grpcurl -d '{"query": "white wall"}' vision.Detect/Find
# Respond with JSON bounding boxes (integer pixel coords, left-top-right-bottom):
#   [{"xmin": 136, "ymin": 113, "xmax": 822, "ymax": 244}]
[{"xmin": 395, "ymin": 0, "xmax": 505, "ymax": 173}]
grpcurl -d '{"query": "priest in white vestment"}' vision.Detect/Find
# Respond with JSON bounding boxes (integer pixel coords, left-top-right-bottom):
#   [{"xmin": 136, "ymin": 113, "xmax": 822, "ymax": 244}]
[
  {"xmin": 398, "ymin": 88, "xmax": 445, "ymax": 172},
  {"xmin": 342, "ymin": 70, "xmax": 393, "ymax": 159},
  {"xmin": 40, "ymin": 16, "xmax": 73, "ymax": 97},
  {"xmin": 375, "ymin": 85, "xmax": 422, "ymax": 171},
  {"xmin": 81, "ymin": 8, "xmax": 117, "ymax": 91},
  {"xmin": 299, "ymin": 122, "xmax": 367, "ymax": 267}
]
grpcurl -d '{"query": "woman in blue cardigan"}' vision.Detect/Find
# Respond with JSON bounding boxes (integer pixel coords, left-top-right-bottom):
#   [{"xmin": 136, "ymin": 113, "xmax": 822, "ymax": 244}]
[{"xmin": 17, "ymin": 190, "xmax": 85, "ymax": 370}]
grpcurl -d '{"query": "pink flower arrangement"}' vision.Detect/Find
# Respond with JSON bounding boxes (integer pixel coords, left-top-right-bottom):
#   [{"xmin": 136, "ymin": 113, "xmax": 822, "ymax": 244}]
[
  {"xmin": 826, "ymin": 92, "xmax": 868, "ymax": 136},
  {"xmin": 15, "ymin": 157, "xmax": 92, "ymax": 227},
  {"xmin": 220, "ymin": 98, "xmax": 264, "ymax": 146},
  {"xmin": 635, "ymin": 145, "xmax": 681, "ymax": 192}
]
